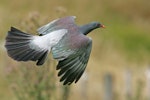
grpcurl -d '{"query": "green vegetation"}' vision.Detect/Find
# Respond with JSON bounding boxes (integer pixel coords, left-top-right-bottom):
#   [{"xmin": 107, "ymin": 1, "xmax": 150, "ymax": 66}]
[{"xmin": 0, "ymin": 0, "xmax": 150, "ymax": 100}]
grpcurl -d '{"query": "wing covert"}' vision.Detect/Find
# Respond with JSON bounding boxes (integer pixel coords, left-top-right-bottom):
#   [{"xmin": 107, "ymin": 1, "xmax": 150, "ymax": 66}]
[
  {"xmin": 56, "ymin": 38, "xmax": 92, "ymax": 85},
  {"xmin": 37, "ymin": 16, "xmax": 76, "ymax": 35}
]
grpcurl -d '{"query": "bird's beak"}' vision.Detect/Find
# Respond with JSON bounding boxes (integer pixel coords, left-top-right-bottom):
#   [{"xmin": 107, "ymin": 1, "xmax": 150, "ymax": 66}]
[{"xmin": 100, "ymin": 24, "xmax": 105, "ymax": 28}]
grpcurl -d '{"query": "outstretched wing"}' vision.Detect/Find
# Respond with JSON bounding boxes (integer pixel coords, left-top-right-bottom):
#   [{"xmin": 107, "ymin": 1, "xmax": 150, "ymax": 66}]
[
  {"xmin": 52, "ymin": 35, "xmax": 92, "ymax": 85},
  {"xmin": 37, "ymin": 16, "xmax": 76, "ymax": 35}
]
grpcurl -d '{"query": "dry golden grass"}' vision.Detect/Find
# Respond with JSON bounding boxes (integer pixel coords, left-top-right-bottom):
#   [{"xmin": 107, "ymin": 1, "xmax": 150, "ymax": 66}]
[{"xmin": 0, "ymin": 0, "xmax": 150, "ymax": 100}]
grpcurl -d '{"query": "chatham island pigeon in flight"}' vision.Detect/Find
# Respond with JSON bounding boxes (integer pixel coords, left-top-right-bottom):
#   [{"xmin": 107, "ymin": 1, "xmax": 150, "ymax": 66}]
[{"xmin": 5, "ymin": 16, "xmax": 105, "ymax": 85}]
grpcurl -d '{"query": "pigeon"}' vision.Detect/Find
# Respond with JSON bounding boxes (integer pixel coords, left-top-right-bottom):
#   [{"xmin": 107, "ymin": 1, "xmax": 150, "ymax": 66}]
[{"xmin": 5, "ymin": 16, "xmax": 105, "ymax": 85}]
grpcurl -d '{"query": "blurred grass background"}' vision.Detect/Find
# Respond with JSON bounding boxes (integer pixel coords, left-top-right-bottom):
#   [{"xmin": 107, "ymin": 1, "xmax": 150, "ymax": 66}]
[{"xmin": 0, "ymin": 0, "xmax": 150, "ymax": 100}]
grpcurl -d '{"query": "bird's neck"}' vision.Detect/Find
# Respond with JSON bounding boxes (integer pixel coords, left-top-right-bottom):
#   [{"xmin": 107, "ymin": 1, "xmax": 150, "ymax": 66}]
[{"xmin": 79, "ymin": 23, "xmax": 98, "ymax": 35}]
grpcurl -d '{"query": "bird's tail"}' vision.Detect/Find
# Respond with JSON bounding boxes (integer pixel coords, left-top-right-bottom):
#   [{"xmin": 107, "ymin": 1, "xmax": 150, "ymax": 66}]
[{"xmin": 5, "ymin": 27, "xmax": 49, "ymax": 65}]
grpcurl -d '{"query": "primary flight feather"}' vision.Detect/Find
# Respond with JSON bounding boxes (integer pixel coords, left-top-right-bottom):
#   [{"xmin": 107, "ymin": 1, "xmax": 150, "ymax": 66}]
[{"xmin": 5, "ymin": 16, "xmax": 105, "ymax": 85}]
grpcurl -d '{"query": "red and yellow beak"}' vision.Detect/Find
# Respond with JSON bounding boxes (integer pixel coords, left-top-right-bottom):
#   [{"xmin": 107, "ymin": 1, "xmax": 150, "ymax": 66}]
[{"xmin": 100, "ymin": 24, "xmax": 105, "ymax": 28}]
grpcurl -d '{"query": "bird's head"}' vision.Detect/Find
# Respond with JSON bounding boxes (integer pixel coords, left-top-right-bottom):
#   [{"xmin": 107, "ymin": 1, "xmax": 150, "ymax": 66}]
[
  {"xmin": 90, "ymin": 22, "xmax": 105, "ymax": 29},
  {"xmin": 80, "ymin": 22, "xmax": 105, "ymax": 35}
]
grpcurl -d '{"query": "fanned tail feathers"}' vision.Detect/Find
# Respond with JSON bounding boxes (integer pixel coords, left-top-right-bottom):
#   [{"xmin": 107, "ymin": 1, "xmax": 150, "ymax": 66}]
[{"xmin": 5, "ymin": 27, "xmax": 49, "ymax": 65}]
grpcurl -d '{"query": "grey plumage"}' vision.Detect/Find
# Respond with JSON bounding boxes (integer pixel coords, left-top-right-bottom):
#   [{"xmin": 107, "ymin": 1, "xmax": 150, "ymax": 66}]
[
  {"xmin": 5, "ymin": 16, "xmax": 104, "ymax": 85},
  {"xmin": 57, "ymin": 39, "xmax": 92, "ymax": 85},
  {"xmin": 5, "ymin": 27, "xmax": 49, "ymax": 65}
]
